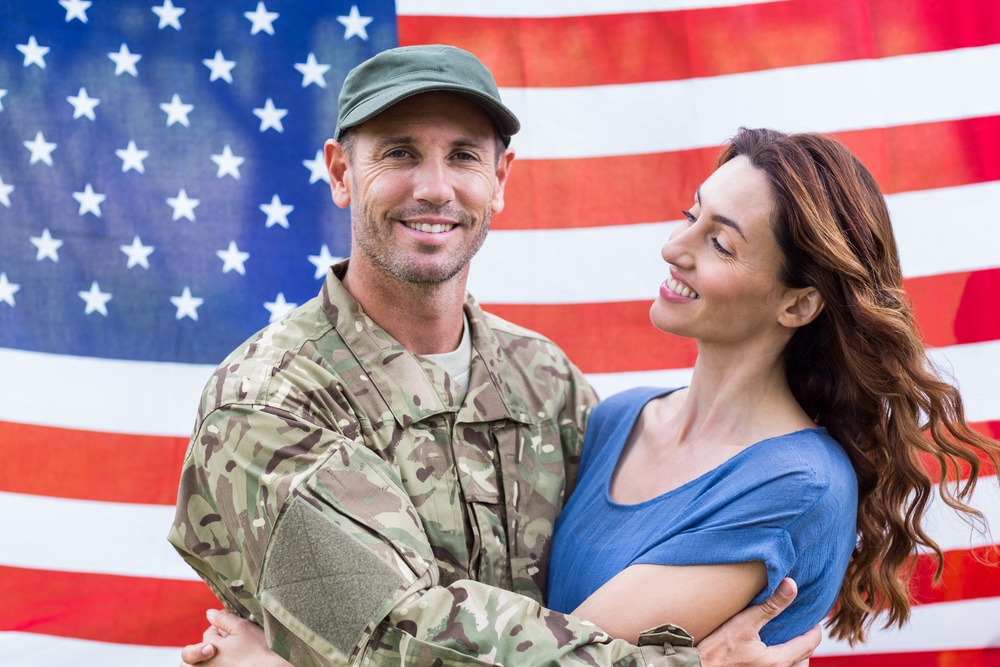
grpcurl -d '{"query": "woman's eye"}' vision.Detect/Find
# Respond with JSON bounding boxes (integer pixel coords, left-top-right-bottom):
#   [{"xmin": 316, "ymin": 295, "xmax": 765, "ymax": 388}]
[
  {"xmin": 712, "ymin": 237, "xmax": 732, "ymax": 256},
  {"xmin": 681, "ymin": 209, "xmax": 696, "ymax": 223}
]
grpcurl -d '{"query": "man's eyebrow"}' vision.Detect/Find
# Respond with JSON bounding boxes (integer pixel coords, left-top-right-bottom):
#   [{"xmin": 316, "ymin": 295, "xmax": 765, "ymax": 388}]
[
  {"xmin": 695, "ymin": 187, "xmax": 748, "ymax": 242},
  {"xmin": 371, "ymin": 135, "xmax": 490, "ymax": 150}
]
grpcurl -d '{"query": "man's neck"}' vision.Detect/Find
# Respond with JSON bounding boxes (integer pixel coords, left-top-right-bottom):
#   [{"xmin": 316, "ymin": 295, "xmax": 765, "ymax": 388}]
[{"xmin": 341, "ymin": 260, "xmax": 469, "ymax": 355}]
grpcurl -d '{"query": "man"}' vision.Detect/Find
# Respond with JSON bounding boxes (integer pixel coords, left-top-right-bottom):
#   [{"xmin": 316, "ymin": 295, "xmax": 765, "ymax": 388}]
[{"xmin": 169, "ymin": 45, "xmax": 820, "ymax": 667}]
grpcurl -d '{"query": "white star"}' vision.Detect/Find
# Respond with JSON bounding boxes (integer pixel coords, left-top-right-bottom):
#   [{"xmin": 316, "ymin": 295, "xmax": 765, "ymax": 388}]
[
  {"xmin": 0, "ymin": 89, "xmax": 7, "ymax": 110},
  {"xmin": 67, "ymin": 87, "xmax": 100, "ymax": 120},
  {"xmin": 203, "ymin": 50, "xmax": 235, "ymax": 83},
  {"xmin": 264, "ymin": 293, "xmax": 297, "ymax": 323},
  {"xmin": 0, "ymin": 273, "xmax": 20, "ymax": 307},
  {"xmin": 308, "ymin": 244, "xmax": 340, "ymax": 279},
  {"xmin": 120, "ymin": 235, "xmax": 154, "ymax": 269},
  {"xmin": 160, "ymin": 93, "xmax": 194, "ymax": 127},
  {"xmin": 260, "ymin": 194, "xmax": 294, "ymax": 229},
  {"xmin": 60, "ymin": 0, "xmax": 92, "ymax": 22},
  {"xmin": 152, "ymin": 0, "xmax": 185, "ymax": 30},
  {"xmin": 302, "ymin": 149, "xmax": 329, "ymax": 184},
  {"xmin": 294, "ymin": 52, "xmax": 330, "ymax": 88},
  {"xmin": 0, "ymin": 174, "xmax": 13, "ymax": 208},
  {"xmin": 216, "ymin": 241, "xmax": 250, "ymax": 275},
  {"xmin": 211, "ymin": 145, "xmax": 245, "ymax": 179},
  {"xmin": 108, "ymin": 43, "xmax": 142, "ymax": 77},
  {"xmin": 30, "ymin": 228, "xmax": 64, "ymax": 262},
  {"xmin": 253, "ymin": 98, "xmax": 286, "ymax": 132},
  {"xmin": 337, "ymin": 6, "xmax": 373, "ymax": 40},
  {"xmin": 116, "ymin": 140, "xmax": 150, "ymax": 173},
  {"xmin": 72, "ymin": 183, "xmax": 106, "ymax": 217},
  {"xmin": 166, "ymin": 188, "xmax": 199, "ymax": 221},
  {"xmin": 24, "ymin": 131, "xmax": 57, "ymax": 166},
  {"xmin": 170, "ymin": 286, "xmax": 203, "ymax": 320},
  {"xmin": 78, "ymin": 281, "xmax": 112, "ymax": 316},
  {"xmin": 17, "ymin": 36, "xmax": 50, "ymax": 68},
  {"xmin": 244, "ymin": 2, "xmax": 278, "ymax": 35}
]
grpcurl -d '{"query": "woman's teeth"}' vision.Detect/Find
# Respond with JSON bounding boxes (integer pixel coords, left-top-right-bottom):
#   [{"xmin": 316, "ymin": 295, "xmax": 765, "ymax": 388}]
[{"xmin": 667, "ymin": 277, "xmax": 699, "ymax": 299}]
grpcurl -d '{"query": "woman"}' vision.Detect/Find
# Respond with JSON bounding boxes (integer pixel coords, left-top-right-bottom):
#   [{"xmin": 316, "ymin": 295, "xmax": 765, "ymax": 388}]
[{"xmin": 180, "ymin": 128, "xmax": 1000, "ymax": 663}]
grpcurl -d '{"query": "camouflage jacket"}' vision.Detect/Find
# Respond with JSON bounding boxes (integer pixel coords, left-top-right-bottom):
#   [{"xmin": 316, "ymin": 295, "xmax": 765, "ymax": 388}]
[{"xmin": 169, "ymin": 261, "xmax": 700, "ymax": 667}]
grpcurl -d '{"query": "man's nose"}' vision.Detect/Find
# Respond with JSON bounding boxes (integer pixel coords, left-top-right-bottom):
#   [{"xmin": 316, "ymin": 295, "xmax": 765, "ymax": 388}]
[{"xmin": 413, "ymin": 158, "xmax": 455, "ymax": 205}]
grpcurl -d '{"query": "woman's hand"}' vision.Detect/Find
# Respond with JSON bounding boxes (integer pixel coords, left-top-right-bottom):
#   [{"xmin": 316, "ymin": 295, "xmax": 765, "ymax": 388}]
[{"xmin": 179, "ymin": 609, "xmax": 292, "ymax": 667}]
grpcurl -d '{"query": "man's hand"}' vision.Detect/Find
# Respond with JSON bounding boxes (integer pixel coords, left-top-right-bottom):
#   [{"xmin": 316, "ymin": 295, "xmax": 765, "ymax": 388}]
[
  {"xmin": 179, "ymin": 609, "xmax": 291, "ymax": 667},
  {"xmin": 697, "ymin": 578, "xmax": 821, "ymax": 667}
]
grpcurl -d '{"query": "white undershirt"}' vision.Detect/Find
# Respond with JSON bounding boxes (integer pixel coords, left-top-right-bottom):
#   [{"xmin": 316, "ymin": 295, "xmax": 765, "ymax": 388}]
[{"xmin": 421, "ymin": 315, "xmax": 473, "ymax": 396}]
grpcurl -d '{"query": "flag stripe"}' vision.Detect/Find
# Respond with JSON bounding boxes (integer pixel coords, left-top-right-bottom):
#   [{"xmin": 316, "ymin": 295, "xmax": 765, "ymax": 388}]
[
  {"xmin": 482, "ymin": 268, "xmax": 1000, "ymax": 374},
  {"xmin": 497, "ymin": 45, "xmax": 1000, "ymax": 159},
  {"xmin": 0, "ymin": 492, "xmax": 197, "ymax": 581},
  {"xmin": 0, "ymin": 567, "xmax": 217, "ymax": 647},
  {"xmin": 815, "ymin": 597, "xmax": 1000, "ymax": 656},
  {"xmin": 585, "ymin": 340, "xmax": 1000, "ymax": 417},
  {"xmin": 6, "ymin": 417, "xmax": 994, "ymax": 507},
  {"xmin": 4, "ymin": 478, "xmax": 994, "ymax": 583},
  {"xmin": 472, "ymin": 181, "xmax": 1000, "ymax": 306},
  {"xmin": 0, "ymin": 633, "xmax": 180, "ymax": 667},
  {"xmin": 813, "ymin": 648, "xmax": 1000, "ymax": 666},
  {"xmin": 495, "ymin": 115, "xmax": 1000, "ymax": 231},
  {"xmin": 0, "ymin": 348, "xmax": 212, "ymax": 436},
  {"xmin": 0, "ymin": 422, "xmax": 188, "ymax": 505},
  {"xmin": 910, "ymin": 546, "xmax": 1000, "ymax": 607},
  {"xmin": 396, "ymin": 0, "xmax": 788, "ymax": 20},
  {"xmin": 399, "ymin": 0, "xmax": 1000, "ymax": 87}
]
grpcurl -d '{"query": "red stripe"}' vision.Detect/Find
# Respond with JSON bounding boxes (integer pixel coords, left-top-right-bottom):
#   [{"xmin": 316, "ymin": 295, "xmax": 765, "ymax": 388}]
[
  {"xmin": 494, "ymin": 115, "xmax": 1000, "ymax": 231},
  {"xmin": 0, "ymin": 565, "xmax": 218, "ymax": 646},
  {"xmin": 814, "ymin": 648, "xmax": 1000, "ymax": 667},
  {"xmin": 484, "ymin": 268, "xmax": 1000, "ymax": 374},
  {"xmin": 0, "ymin": 421, "xmax": 188, "ymax": 505},
  {"xmin": 911, "ymin": 546, "xmax": 1000, "ymax": 607},
  {"xmin": 399, "ymin": 0, "xmax": 1000, "ymax": 87}
]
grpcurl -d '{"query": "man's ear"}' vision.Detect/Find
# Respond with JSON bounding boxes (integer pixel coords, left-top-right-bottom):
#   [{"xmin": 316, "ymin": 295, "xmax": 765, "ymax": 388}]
[
  {"xmin": 490, "ymin": 147, "xmax": 515, "ymax": 214},
  {"xmin": 325, "ymin": 139, "xmax": 351, "ymax": 209},
  {"xmin": 778, "ymin": 286, "xmax": 824, "ymax": 329}
]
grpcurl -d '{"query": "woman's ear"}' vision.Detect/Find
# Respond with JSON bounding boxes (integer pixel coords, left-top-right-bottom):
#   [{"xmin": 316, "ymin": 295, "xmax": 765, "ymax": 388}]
[{"xmin": 778, "ymin": 286, "xmax": 825, "ymax": 329}]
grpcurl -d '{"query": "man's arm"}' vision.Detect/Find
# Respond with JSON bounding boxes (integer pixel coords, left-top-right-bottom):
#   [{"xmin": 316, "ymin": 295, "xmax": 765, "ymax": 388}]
[{"xmin": 171, "ymin": 403, "xmax": 696, "ymax": 666}]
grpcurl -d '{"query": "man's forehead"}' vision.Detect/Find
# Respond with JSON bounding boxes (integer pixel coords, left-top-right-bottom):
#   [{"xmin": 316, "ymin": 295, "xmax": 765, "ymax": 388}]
[{"xmin": 355, "ymin": 91, "xmax": 498, "ymax": 137}]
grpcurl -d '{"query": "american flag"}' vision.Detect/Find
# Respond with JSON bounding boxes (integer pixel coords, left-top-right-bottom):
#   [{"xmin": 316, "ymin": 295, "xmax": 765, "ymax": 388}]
[{"xmin": 2, "ymin": 0, "xmax": 999, "ymax": 664}]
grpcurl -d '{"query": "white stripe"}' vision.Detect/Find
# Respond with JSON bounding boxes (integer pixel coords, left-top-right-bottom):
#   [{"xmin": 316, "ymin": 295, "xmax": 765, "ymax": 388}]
[
  {"xmin": 4, "ymin": 470, "xmax": 995, "ymax": 582},
  {"xmin": 3, "ymin": 327, "xmax": 999, "ymax": 439},
  {"xmin": 472, "ymin": 181, "xmax": 1000, "ymax": 304},
  {"xmin": 396, "ymin": 0, "xmax": 785, "ymax": 18},
  {"xmin": 0, "ymin": 633, "xmax": 179, "ymax": 667},
  {"xmin": 502, "ymin": 45, "xmax": 1000, "ymax": 159},
  {"xmin": 0, "ymin": 347, "xmax": 213, "ymax": 436},
  {"xmin": 0, "ymin": 492, "xmax": 199, "ymax": 581},
  {"xmin": 587, "ymin": 339, "xmax": 1000, "ymax": 425},
  {"xmin": 816, "ymin": 597, "xmax": 1000, "ymax": 655}
]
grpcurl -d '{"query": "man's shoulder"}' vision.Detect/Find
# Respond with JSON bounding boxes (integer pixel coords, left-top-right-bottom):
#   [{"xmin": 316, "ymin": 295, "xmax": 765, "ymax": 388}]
[{"xmin": 203, "ymin": 296, "xmax": 342, "ymax": 410}]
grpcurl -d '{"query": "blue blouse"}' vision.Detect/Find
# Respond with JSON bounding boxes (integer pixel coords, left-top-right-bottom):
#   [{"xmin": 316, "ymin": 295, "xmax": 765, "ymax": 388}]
[{"xmin": 547, "ymin": 387, "xmax": 858, "ymax": 645}]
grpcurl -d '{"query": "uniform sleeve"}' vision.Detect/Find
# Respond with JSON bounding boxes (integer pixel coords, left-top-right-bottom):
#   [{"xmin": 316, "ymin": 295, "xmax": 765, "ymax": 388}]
[{"xmin": 170, "ymin": 402, "xmax": 700, "ymax": 667}]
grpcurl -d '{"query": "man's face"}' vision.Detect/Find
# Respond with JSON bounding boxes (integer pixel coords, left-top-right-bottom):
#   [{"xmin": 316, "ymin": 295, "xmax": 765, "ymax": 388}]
[{"xmin": 328, "ymin": 91, "xmax": 514, "ymax": 286}]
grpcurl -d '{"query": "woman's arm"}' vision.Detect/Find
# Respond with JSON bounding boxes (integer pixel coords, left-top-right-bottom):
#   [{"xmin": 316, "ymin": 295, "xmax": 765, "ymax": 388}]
[{"xmin": 572, "ymin": 561, "xmax": 768, "ymax": 643}]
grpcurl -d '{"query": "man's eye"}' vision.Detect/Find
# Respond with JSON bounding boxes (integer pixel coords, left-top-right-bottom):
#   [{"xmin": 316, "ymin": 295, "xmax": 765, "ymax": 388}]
[{"xmin": 386, "ymin": 149, "xmax": 410, "ymax": 158}]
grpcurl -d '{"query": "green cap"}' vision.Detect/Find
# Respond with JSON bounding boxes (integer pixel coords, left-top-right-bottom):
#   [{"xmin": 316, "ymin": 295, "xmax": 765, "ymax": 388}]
[{"xmin": 335, "ymin": 45, "xmax": 520, "ymax": 145}]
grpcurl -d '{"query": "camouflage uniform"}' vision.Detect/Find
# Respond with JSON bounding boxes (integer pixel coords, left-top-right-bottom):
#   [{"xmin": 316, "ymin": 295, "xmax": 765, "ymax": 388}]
[{"xmin": 169, "ymin": 261, "xmax": 699, "ymax": 667}]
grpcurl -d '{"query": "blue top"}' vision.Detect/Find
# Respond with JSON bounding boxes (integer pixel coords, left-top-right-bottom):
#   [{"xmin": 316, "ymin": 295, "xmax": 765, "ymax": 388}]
[{"xmin": 547, "ymin": 387, "xmax": 858, "ymax": 645}]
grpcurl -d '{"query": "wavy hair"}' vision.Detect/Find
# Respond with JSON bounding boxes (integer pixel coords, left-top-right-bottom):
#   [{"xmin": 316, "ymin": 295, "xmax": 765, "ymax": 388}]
[{"xmin": 719, "ymin": 128, "xmax": 1000, "ymax": 643}]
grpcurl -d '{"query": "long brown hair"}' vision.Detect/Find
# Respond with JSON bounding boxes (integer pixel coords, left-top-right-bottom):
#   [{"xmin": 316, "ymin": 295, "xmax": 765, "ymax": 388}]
[{"xmin": 720, "ymin": 127, "xmax": 1000, "ymax": 644}]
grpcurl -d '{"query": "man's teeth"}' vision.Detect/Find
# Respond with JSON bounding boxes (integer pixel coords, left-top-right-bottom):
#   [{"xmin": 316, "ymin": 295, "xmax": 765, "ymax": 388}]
[
  {"xmin": 406, "ymin": 222, "xmax": 454, "ymax": 233},
  {"xmin": 667, "ymin": 277, "xmax": 699, "ymax": 299}
]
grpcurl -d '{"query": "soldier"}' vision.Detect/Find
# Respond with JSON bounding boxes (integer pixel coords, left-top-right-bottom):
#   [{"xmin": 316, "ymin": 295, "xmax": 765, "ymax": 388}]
[{"xmin": 170, "ymin": 45, "xmax": 820, "ymax": 667}]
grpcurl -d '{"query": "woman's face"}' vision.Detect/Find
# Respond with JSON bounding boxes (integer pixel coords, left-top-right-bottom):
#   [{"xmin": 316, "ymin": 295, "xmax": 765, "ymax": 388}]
[{"xmin": 650, "ymin": 155, "xmax": 794, "ymax": 348}]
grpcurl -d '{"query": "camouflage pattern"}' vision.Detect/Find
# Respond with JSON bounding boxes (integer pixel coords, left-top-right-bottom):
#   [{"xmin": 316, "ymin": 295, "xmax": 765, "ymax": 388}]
[{"xmin": 168, "ymin": 260, "xmax": 700, "ymax": 666}]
